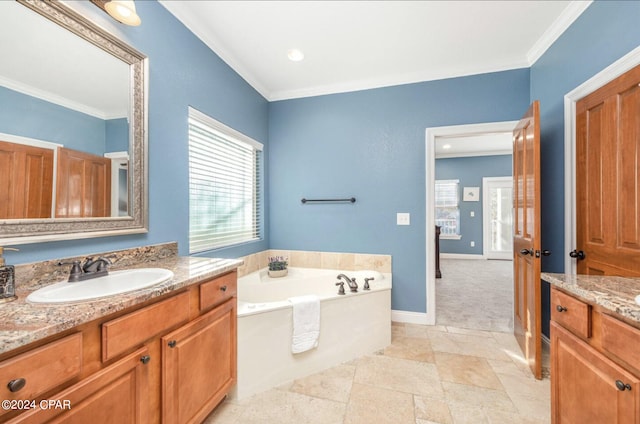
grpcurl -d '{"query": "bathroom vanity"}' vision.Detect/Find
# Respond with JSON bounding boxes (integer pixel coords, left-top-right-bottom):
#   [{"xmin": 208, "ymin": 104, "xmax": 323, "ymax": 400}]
[
  {"xmin": 543, "ymin": 273, "xmax": 640, "ymax": 423},
  {"xmin": 0, "ymin": 243, "xmax": 240, "ymax": 423}
]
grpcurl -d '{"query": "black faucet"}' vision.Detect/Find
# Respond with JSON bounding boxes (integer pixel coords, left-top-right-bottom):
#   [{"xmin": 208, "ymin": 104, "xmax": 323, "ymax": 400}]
[
  {"xmin": 337, "ymin": 273, "xmax": 358, "ymax": 292},
  {"xmin": 58, "ymin": 256, "xmax": 112, "ymax": 282}
]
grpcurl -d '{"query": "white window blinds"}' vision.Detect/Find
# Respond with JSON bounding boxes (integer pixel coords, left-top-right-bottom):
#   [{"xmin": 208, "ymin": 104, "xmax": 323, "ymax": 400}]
[{"xmin": 188, "ymin": 107, "xmax": 263, "ymax": 253}]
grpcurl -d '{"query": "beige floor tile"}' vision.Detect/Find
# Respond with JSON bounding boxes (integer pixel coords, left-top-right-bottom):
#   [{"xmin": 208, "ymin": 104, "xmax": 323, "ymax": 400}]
[
  {"xmin": 446, "ymin": 401, "xmax": 491, "ymax": 424},
  {"xmin": 414, "ymin": 395, "xmax": 453, "ymax": 424},
  {"xmin": 288, "ymin": 364, "xmax": 355, "ymax": 403},
  {"xmin": 508, "ymin": 393, "xmax": 552, "ymax": 422},
  {"xmin": 442, "ymin": 381, "xmax": 517, "ymax": 413},
  {"xmin": 429, "ymin": 332, "xmax": 512, "ymax": 361},
  {"xmin": 344, "ymin": 383, "xmax": 415, "ymax": 424},
  {"xmin": 233, "ymin": 389, "xmax": 346, "ymax": 424},
  {"xmin": 402, "ymin": 323, "xmax": 432, "ymax": 339},
  {"xmin": 434, "ymin": 352, "xmax": 503, "ymax": 390},
  {"xmin": 203, "ymin": 401, "xmax": 246, "ymax": 424},
  {"xmin": 485, "ymin": 408, "xmax": 550, "ymax": 424},
  {"xmin": 354, "ymin": 354, "xmax": 444, "ymax": 398},
  {"xmin": 496, "ymin": 371, "xmax": 550, "ymax": 401},
  {"xmin": 384, "ymin": 336, "xmax": 435, "ymax": 363}
]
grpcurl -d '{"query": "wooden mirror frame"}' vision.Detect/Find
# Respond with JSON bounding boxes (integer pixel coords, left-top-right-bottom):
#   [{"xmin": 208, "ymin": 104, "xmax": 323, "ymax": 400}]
[{"xmin": 0, "ymin": 0, "xmax": 148, "ymax": 244}]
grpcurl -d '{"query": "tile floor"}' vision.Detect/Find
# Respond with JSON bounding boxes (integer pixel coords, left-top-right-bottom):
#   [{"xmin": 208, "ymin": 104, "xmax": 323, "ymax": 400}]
[
  {"xmin": 205, "ymin": 323, "xmax": 551, "ymax": 424},
  {"xmin": 436, "ymin": 258, "xmax": 514, "ymax": 333}
]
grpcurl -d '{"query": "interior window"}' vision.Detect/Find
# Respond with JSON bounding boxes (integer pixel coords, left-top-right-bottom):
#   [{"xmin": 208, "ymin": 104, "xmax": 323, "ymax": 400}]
[
  {"xmin": 188, "ymin": 107, "xmax": 263, "ymax": 253},
  {"xmin": 435, "ymin": 179, "xmax": 460, "ymax": 238}
]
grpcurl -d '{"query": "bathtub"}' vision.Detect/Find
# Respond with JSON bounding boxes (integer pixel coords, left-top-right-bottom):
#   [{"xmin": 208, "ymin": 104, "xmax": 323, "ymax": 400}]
[{"xmin": 233, "ymin": 267, "xmax": 392, "ymax": 399}]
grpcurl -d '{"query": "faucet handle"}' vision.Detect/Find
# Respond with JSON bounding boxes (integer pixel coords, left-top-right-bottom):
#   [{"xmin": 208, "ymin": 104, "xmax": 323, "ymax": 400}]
[
  {"xmin": 335, "ymin": 281, "xmax": 346, "ymax": 295},
  {"xmin": 364, "ymin": 277, "xmax": 374, "ymax": 290},
  {"xmin": 58, "ymin": 261, "xmax": 83, "ymax": 282},
  {"xmin": 96, "ymin": 256, "xmax": 112, "ymax": 271}
]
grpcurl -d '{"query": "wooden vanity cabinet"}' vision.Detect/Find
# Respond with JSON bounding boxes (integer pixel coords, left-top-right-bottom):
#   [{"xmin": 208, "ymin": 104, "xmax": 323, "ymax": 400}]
[
  {"xmin": 1, "ymin": 271, "xmax": 237, "ymax": 424},
  {"xmin": 550, "ymin": 287, "xmax": 640, "ymax": 423}
]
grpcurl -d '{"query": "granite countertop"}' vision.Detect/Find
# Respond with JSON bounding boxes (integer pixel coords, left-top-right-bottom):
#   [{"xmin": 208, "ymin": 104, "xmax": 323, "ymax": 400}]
[
  {"xmin": 0, "ymin": 249, "xmax": 242, "ymax": 356},
  {"xmin": 542, "ymin": 272, "xmax": 640, "ymax": 324}
]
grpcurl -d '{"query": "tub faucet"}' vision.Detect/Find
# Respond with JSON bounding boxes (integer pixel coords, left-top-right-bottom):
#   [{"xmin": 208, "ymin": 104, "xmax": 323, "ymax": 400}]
[{"xmin": 337, "ymin": 274, "xmax": 358, "ymax": 292}]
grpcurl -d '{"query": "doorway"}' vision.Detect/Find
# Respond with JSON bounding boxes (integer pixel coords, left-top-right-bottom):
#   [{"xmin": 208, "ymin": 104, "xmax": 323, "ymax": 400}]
[{"xmin": 425, "ymin": 121, "xmax": 517, "ymax": 327}]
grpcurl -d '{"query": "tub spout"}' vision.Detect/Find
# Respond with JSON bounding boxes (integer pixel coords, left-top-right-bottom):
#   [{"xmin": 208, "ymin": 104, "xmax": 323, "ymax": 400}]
[{"xmin": 337, "ymin": 274, "xmax": 358, "ymax": 292}]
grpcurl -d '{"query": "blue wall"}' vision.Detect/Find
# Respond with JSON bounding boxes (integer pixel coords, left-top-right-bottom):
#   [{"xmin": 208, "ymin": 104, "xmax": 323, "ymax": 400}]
[
  {"xmin": 435, "ymin": 155, "xmax": 512, "ymax": 255},
  {"xmin": 105, "ymin": 118, "xmax": 129, "ymax": 153},
  {"xmin": 531, "ymin": 0, "xmax": 640, "ymax": 336},
  {"xmin": 6, "ymin": 0, "xmax": 269, "ymax": 265},
  {"xmin": 0, "ymin": 86, "xmax": 106, "ymax": 155},
  {"xmin": 269, "ymin": 70, "xmax": 530, "ymax": 313}
]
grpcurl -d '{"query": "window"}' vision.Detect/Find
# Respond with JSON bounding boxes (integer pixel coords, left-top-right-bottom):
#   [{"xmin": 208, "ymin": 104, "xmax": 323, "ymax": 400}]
[
  {"xmin": 435, "ymin": 179, "xmax": 460, "ymax": 238},
  {"xmin": 188, "ymin": 107, "xmax": 263, "ymax": 253}
]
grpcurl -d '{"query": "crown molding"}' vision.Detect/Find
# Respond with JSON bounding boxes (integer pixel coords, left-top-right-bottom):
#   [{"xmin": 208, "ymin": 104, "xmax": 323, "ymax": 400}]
[{"xmin": 527, "ymin": 0, "xmax": 592, "ymax": 65}]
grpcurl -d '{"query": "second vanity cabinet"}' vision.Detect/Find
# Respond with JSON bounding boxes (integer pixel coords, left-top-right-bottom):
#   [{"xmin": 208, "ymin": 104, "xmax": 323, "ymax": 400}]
[
  {"xmin": 0, "ymin": 270, "xmax": 237, "ymax": 424},
  {"xmin": 550, "ymin": 287, "xmax": 640, "ymax": 423}
]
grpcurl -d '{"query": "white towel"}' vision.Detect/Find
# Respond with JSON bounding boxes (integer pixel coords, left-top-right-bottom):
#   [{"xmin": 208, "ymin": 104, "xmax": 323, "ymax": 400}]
[{"xmin": 288, "ymin": 295, "xmax": 320, "ymax": 354}]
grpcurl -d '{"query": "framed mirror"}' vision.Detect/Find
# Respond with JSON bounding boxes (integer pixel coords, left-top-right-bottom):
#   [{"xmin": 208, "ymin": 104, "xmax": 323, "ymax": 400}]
[{"xmin": 0, "ymin": 0, "xmax": 148, "ymax": 244}]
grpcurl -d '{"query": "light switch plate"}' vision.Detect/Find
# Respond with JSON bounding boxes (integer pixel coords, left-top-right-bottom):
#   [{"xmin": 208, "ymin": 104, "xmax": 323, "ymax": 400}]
[{"xmin": 397, "ymin": 213, "xmax": 410, "ymax": 226}]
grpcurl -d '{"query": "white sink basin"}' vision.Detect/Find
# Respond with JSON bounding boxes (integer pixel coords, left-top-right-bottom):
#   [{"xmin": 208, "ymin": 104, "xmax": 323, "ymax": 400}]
[{"xmin": 26, "ymin": 268, "xmax": 174, "ymax": 304}]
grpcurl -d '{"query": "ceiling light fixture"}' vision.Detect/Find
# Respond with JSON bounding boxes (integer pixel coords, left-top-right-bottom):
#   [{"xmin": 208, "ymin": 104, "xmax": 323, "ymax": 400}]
[
  {"xmin": 105, "ymin": 0, "xmax": 141, "ymax": 26},
  {"xmin": 287, "ymin": 49, "xmax": 304, "ymax": 62},
  {"xmin": 442, "ymin": 144, "xmax": 452, "ymax": 150}
]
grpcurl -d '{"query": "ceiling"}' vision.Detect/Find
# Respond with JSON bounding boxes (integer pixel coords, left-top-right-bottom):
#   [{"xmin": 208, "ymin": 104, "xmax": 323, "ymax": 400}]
[
  {"xmin": 159, "ymin": 0, "xmax": 591, "ymax": 101},
  {"xmin": 435, "ymin": 132, "xmax": 513, "ymax": 158}
]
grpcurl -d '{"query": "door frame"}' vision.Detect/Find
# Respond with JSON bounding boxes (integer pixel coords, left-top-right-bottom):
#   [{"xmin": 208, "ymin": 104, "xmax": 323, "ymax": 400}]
[
  {"xmin": 482, "ymin": 176, "xmax": 513, "ymax": 260},
  {"xmin": 563, "ymin": 45, "xmax": 640, "ymax": 275},
  {"xmin": 425, "ymin": 121, "xmax": 518, "ymax": 325}
]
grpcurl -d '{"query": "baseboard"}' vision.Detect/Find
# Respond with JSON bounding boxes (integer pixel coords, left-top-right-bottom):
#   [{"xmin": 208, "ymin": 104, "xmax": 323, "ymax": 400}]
[
  {"xmin": 440, "ymin": 253, "xmax": 485, "ymax": 260},
  {"xmin": 391, "ymin": 310, "xmax": 430, "ymax": 325}
]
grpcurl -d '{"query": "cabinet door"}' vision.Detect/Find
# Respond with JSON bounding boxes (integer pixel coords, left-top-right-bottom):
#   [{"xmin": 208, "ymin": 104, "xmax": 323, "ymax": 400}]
[
  {"xmin": 551, "ymin": 322, "xmax": 640, "ymax": 423},
  {"xmin": 162, "ymin": 298, "xmax": 236, "ymax": 424},
  {"xmin": 10, "ymin": 347, "xmax": 150, "ymax": 424}
]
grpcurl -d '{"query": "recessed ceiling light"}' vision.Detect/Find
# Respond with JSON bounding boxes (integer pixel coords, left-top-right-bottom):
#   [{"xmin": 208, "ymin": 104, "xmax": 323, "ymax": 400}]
[
  {"xmin": 442, "ymin": 144, "xmax": 452, "ymax": 150},
  {"xmin": 287, "ymin": 48, "xmax": 304, "ymax": 62}
]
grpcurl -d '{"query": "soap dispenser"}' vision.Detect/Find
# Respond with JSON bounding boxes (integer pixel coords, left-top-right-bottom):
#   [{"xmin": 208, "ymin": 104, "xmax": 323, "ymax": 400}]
[{"xmin": 0, "ymin": 247, "xmax": 19, "ymax": 303}]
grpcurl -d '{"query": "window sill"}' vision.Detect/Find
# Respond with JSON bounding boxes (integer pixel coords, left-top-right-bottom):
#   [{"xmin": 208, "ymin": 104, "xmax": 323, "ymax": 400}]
[{"xmin": 440, "ymin": 235, "xmax": 462, "ymax": 240}]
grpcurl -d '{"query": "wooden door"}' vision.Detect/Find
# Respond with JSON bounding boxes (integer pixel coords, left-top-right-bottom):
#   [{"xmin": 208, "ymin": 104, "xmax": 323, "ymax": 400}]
[
  {"xmin": 575, "ymin": 64, "xmax": 640, "ymax": 276},
  {"xmin": 0, "ymin": 141, "xmax": 54, "ymax": 219},
  {"xmin": 551, "ymin": 322, "xmax": 640, "ymax": 423},
  {"xmin": 162, "ymin": 298, "xmax": 236, "ymax": 424},
  {"xmin": 513, "ymin": 101, "xmax": 542, "ymax": 379},
  {"xmin": 56, "ymin": 147, "xmax": 111, "ymax": 218}
]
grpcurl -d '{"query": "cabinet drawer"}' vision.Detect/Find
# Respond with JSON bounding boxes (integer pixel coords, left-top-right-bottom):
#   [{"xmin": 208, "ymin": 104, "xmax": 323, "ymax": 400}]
[
  {"xmin": 0, "ymin": 333, "xmax": 82, "ymax": 408},
  {"xmin": 601, "ymin": 313, "xmax": 640, "ymax": 371},
  {"xmin": 102, "ymin": 291, "xmax": 190, "ymax": 362},
  {"xmin": 200, "ymin": 271, "xmax": 237, "ymax": 311},
  {"xmin": 551, "ymin": 288, "xmax": 591, "ymax": 338}
]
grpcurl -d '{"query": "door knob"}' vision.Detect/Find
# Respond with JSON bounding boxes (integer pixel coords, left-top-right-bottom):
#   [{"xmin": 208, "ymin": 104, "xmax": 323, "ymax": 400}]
[
  {"xmin": 520, "ymin": 248, "xmax": 533, "ymax": 256},
  {"xmin": 569, "ymin": 250, "xmax": 585, "ymax": 260}
]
